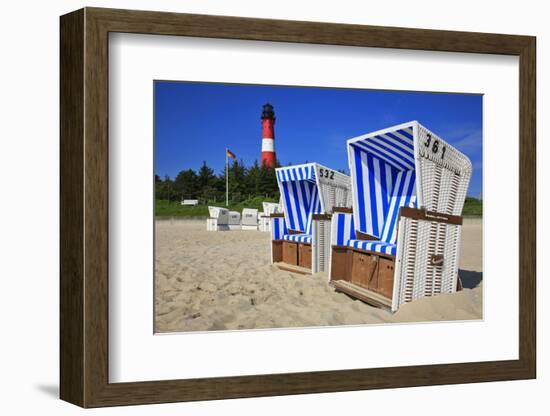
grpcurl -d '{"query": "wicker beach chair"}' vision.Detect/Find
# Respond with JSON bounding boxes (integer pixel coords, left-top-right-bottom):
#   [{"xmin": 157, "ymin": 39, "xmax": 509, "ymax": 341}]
[
  {"xmin": 241, "ymin": 208, "xmax": 259, "ymax": 230},
  {"xmin": 259, "ymin": 202, "xmax": 282, "ymax": 232},
  {"xmin": 329, "ymin": 121, "xmax": 472, "ymax": 311},
  {"xmin": 206, "ymin": 206, "xmax": 230, "ymax": 231},
  {"xmin": 228, "ymin": 211, "xmax": 241, "ymax": 230},
  {"xmin": 270, "ymin": 163, "xmax": 352, "ymax": 273}
]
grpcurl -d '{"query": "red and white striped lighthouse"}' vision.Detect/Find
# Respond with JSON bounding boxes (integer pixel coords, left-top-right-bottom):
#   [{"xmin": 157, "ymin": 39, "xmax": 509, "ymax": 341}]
[{"xmin": 261, "ymin": 103, "xmax": 276, "ymax": 168}]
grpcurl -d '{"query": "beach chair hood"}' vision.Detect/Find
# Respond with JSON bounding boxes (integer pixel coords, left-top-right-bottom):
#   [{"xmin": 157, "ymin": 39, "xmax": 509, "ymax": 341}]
[
  {"xmin": 276, "ymin": 163, "xmax": 351, "ymax": 234},
  {"xmin": 348, "ymin": 121, "xmax": 472, "ymax": 243}
]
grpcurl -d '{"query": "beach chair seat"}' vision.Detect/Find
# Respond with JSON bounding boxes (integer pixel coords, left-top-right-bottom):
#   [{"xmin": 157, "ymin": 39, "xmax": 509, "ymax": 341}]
[
  {"xmin": 345, "ymin": 239, "xmax": 396, "ymax": 256},
  {"xmin": 282, "ymin": 233, "xmax": 312, "ymax": 244}
]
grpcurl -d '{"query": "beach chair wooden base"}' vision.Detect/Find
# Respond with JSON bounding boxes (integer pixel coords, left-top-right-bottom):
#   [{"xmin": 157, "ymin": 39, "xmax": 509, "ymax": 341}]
[
  {"xmin": 330, "ymin": 244, "xmax": 464, "ymax": 310},
  {"xmin": 272, "ymin": 241, "xmax": 283, "ymax": 263},
  {"xmin": 330, "ymin": 246, "xmax": 353, "ymax": 281},
  {"xmin": 350, "ymin": 251, "xmax": 394, "ymax": 299},
  {"xmin": 282, "ymin": 241, "xmax": 299, "ymax": 265},
  {"xmin": 274, "ymin": 262, "xmax": 312, "ymax": 275},
  {"xmin": 330, "ymin": 246, "xmax": 396, "ymax": 309},
  {"xmin": 299, "ymin": 243, "xmax": 312, "ymax": 269},
  {"xmin": 331, "ymin": 280, "xmax": 392, "ymax": 311},
  {"xmin": 276, "ymin": 241, "xmax": 313, "ymax": 273}
]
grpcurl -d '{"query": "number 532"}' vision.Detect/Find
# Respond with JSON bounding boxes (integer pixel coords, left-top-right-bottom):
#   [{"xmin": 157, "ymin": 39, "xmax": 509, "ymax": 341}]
[{"xmin": 319, "ymin": 168, "xmax": 335, "ymax": 180}]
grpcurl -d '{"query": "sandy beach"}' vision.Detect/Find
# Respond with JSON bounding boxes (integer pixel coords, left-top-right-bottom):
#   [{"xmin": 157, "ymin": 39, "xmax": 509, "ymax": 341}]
[{"xmin": 155, "ymin": 218, "xmax": 482, "ymax": 333}]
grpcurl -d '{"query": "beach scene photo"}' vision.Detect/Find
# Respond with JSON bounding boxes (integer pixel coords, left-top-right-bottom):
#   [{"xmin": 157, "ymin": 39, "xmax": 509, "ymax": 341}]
[{"xmin": 154, "ymin": 81, "xmax": 482, "ymax": 333}]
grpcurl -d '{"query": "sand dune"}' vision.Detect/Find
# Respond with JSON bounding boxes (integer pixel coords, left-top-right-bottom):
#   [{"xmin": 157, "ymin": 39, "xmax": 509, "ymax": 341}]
[{"xmin": 155, "ymin": 218, "xmax": 482, "ymax": 333}]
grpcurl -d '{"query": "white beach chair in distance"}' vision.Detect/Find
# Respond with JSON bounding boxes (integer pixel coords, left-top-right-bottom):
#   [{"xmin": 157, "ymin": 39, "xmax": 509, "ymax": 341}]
[
  {"xmin": 259, "ymin": 202, "xmax": 281, "ymax": 232},
  {"xmin": 181, "ymin": 199, "xmax": 199, "ymax": 206},
  {"xmin": 228, "ymin": 211, "xmax": 241, "ymax": 230},
  {"xmin": 206, "ymin": 206, "xmax": 230, "ymax": 231},
  {"xmin": 241, "ymin": 208, "xmax": 259, "ymax": 230},
  {"xmin": 329, "ymin": 121, "xmax": 472, "ymax": 312},
  {"xmin": 270, "ymin": 163, "xmax": 352, "ymax": 274},
  {"xmin": 257, "ymin": 210, "xmax": 263, "ymax": 229}
]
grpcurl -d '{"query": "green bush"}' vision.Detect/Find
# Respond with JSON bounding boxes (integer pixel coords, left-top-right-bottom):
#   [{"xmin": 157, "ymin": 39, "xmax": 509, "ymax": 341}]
[
  {"xmin": 157, "ymin": 196, "xmax": 483, "ymax": 217},
  {"xmin": 462, "ymin": 197, "xmax": 482, "ymax": 217}
]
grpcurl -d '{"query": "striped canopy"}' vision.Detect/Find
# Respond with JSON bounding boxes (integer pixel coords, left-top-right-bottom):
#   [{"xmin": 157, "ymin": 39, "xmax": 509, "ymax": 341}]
[
  {"xmin": 276, "ymin": 164, "xmax": 322, "ymax": 234},
  {"xmin": 348, "ymin": 123, "xmax": 418, "ymax": 245},
  {"xmin": 277, "ymin": 164, "xmax": 316, "ymax": 182}
]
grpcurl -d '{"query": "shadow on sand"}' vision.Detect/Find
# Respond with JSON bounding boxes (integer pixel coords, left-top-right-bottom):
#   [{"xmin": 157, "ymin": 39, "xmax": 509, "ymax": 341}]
[{"xmin": 459, "ymin": 269, "xmax": 483, "ymax": 289}]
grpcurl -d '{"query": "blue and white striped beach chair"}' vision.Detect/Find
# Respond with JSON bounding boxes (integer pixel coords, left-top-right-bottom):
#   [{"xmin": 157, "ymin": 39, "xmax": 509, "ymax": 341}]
[
  {"xmin": 330, "ymin": 121, "xmax": 472, "ymax": 311},
  {"xmin": 270, "ymin": 163, "xmax": 352, "ymax": 273}
]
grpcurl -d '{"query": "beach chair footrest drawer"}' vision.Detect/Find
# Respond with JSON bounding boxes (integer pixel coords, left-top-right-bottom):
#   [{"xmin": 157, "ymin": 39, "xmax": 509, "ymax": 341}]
[
  {"xmin": 282, "ymin": 241, "xmax": 299, "ymax": 265},
  {"xmin": 350, "ymin": 251, "xmax": 395, "ymax": 299},
  {"xmin": 298, "ymin": 243, "xmax": 312, "ymax": 269},
  {"xmin": 282, "ymin": 241, "xmax": 312, "ymax": 269},
  {"xmin": 272, "ymin": 241, "xmax": 283, "ymax": 263}
]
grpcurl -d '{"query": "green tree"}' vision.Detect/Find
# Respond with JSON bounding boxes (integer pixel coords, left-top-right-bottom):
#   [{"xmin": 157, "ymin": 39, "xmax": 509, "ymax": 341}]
[
  {"xmin": 258, "ymin": 164, "xmax": 279, "ymax": 199},
  {"xmin": 156, "ymin": 175, "xmax": 176, "ymax": 201},
  {"xmin": 246, "ymin": 160, "xmax": 261, "ymax": 196},
  {"xmin": 200, "ymin": 185, "xmax": 218, "ymax": 203},
  {"xmin": 156, "ymin": 159, "xmax": 284, "ymax": 204},
  {"xmin": 173, "ymin": 169, "xmax": 199, "ymax": 200},
  {"xmin": 197, "ymin": 161, "xmax": 216, "ymax": 189},
  {"xmin": 228, "ymin": 159, "xmax": 247, "ymax": 202}
]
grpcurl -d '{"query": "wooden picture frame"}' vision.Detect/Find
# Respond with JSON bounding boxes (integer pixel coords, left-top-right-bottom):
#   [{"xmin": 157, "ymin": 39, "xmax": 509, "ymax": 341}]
[{"xmin": 60, "ymin": 7, "xmax": 536, "ymax": 408}]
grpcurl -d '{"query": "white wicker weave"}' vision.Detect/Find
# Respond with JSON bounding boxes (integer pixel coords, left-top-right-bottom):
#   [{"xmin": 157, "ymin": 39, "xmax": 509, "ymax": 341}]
[
  {"xmin": 312, "ymin": 217, "xmax": 332, "ymax": 273},
  {"xmin": 389, "ymin": 123, "xmax": 471, "ymax": 310}
]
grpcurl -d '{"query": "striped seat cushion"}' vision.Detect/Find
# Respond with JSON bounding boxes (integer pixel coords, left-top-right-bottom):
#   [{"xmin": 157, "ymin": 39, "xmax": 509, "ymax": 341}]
[
  {"xmin": 282, "ymin": 233, "xmax": 312, "ymax": 244},
  {"xmin": 346, "ymin": 239, "xmax": 396, "ymax": 256}
]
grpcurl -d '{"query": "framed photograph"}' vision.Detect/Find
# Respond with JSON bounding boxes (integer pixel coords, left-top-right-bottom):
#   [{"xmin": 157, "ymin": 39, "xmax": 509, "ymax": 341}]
[{"xmin": 60, "ymin": 7, "xmax": 536, "ymax": 408}]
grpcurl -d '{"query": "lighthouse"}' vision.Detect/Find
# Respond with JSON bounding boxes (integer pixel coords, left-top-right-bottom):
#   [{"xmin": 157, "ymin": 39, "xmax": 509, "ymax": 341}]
[{"xmin": 261, "ymin": 103, "xmax": 276, "ymax": 168}]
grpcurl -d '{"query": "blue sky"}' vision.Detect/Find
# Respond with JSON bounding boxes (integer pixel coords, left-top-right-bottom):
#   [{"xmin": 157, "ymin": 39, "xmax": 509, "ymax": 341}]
[{"xmin": 155, "ymin": 81, "xmax": 482, "ymax": 197}]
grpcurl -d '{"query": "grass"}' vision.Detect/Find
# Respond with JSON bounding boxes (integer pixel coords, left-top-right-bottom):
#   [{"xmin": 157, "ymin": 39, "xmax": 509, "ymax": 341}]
[
  {"xmin": 156, "ymin": 196, "xmax": 482, "ymax": 218},
  {"xmin": 462, "ymin": 197, "xmax": 482, "ymax": 217},
  {"xmin": 155, "ymin": 196, "xmax": 278, "ymax": 217}
]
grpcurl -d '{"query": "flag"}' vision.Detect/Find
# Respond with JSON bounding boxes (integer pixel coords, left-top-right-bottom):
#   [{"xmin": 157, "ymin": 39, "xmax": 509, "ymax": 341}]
[{"xmin": 226, "ymin": 149, "xmax": 236, "ymax": 159}]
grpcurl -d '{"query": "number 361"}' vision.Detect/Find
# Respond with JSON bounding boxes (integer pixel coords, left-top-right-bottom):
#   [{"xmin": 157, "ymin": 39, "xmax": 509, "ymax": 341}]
[{"xmin": 424, "ymin": 134, "xmax": 447, "ymax": 159}]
